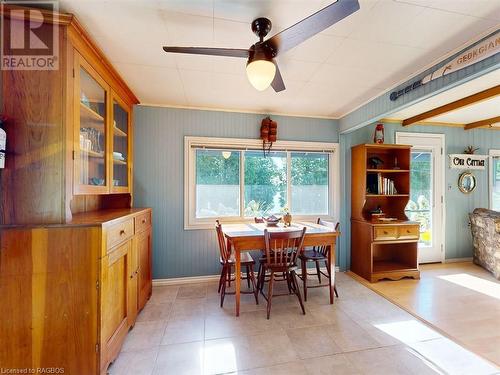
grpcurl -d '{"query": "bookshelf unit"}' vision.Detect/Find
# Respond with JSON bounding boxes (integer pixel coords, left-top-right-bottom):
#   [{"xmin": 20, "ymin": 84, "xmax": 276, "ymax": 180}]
[{"xmin": 351, "ymin": 144, "xmax": 420, "ymax": 282}]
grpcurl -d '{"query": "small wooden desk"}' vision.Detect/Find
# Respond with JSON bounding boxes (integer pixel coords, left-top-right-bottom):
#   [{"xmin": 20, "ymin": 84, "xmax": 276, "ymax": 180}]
[{"xmin": 222, "ymin": 222, "xmax": 339, "ymax": 316}]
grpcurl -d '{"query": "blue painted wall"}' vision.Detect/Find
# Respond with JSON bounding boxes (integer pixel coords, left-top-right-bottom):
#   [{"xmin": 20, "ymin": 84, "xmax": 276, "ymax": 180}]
[
  {"xmin": 133, "ymin": 106, "xmax": 339, "ymax": 279},
  {"xmin": 339, "ymin": 123, "xmax": 500, "ymax": 269}
]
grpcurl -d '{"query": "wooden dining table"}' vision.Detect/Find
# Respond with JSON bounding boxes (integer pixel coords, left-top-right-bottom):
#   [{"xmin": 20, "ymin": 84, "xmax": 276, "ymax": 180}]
[{"xmin": 222, "ymin": 221, "xmax": 340, "ymax": 316}]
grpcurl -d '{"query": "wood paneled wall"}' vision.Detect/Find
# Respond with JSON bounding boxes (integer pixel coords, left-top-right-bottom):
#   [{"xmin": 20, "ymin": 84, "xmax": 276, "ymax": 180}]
[
  {"xmin": 133, "ymin": 106, "xmax": 339, "ymax": 279},
  {"xmin": 0, "ymin": 21, "xmax": 66, "ymax": 224}
]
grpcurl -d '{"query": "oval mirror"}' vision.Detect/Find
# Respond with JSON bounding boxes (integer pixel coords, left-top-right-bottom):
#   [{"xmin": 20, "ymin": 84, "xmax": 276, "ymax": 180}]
[{"xmin": 458, "ymin": 172, "xmax": 476, "ymax": 194}]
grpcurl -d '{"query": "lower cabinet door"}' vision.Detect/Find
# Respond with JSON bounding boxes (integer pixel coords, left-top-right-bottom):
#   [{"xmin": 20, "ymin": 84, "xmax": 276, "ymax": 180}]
[
  {"xmin": 100, "ymin": 240, "xmax": 131, "ymax": 372},
  {"xmin": 137, "ymin": 228, "xmax": 152, "ymax": 310}
]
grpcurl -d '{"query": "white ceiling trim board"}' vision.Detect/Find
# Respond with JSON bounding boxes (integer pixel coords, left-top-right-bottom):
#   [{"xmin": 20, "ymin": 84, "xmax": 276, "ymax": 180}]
[{"xmin": 136, "ymin": 102, "xmax": 340, "ymax": 121}]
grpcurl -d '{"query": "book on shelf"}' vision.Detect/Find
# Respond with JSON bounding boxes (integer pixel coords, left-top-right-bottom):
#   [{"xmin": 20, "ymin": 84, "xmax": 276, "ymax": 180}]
[{"xmin": 367, "ymin": 173, "xmax": 398, "ymax": 195}]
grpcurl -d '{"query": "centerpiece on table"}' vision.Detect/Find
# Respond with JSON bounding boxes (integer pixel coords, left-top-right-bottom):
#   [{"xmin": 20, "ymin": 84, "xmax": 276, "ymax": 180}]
[{"xmin": 282, "ymin": 207, "xmax": 292, "ymax": 227}]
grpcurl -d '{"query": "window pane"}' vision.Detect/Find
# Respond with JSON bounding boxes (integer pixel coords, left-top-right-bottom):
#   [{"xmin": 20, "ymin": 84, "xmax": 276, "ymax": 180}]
[
  {"xmin": 196, "ymin": 150, "xmax": 240, "ymax": 218},
  {"xmin": 291, "ymin": 152, "xmax": 329, "ymax": 215},
  {"xmin": 244, "ymin": 151, "xmax": 286, "ymax": 217},
  {"xmin": 493, "ymin": 156, "xmax": 500, "ymax": 211}
]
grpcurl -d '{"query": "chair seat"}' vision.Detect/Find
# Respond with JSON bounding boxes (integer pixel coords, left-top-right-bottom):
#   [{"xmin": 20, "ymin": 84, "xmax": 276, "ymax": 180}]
[
  {"xmin": 220, "ymin": 252, "xmax": 255, "ymax": 265},
  {"xmin": 299, "ymin": 249, "xmax": 327, "ymax": 261},
  {"xmin": 264, "ymin": 264, "xmax": 298, "ymax": 273}
]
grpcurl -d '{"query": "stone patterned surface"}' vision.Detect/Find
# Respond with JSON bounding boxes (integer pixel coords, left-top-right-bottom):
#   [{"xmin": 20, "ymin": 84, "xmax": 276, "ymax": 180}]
[{"xmin": 469, "ymin": 208, "xmax": 500, "ymax": 279}]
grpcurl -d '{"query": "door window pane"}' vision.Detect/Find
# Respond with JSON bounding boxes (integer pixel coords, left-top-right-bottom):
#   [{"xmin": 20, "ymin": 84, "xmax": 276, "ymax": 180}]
[
  {"xmin": 291, "ymin": 152, "xmax": 329, "ymax": 215},
  {"xmin": 244, "ymin": 151, "xmax": 286, "ymax": 217},
  {"xmin": 196, "ymin": 150, "xmax": 240, "ymax": 218},
  {"xmin": 492, "ymin": 156, "xmax": 500, "ymax": 211},
  {"xmin": 405, "ymin": 151, "xmax": 432, "ymax": 247},
  {"xmin": 79, "ymin": 67, "xmax": 106, "ymax": 186}
]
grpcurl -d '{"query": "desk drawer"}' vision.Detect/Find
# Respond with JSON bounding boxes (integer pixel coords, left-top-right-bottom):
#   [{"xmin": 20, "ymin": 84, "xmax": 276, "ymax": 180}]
[
  {"xmin": 398, "ymin": 225, "xmax": 420, "ymax": 240},
  {"xmin": 107, "ymin": 218, "xmax": 134, "ymax": 250},
  {"xmin": 135, "ymin": 211, "xmax": 151, "ymax": 233},
  {"xmin": 373, "ymin": 226, "xmax": 398, "ymax": 241}
]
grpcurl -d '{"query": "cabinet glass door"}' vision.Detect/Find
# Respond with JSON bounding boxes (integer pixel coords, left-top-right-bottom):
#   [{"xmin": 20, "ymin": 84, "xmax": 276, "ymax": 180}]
[
  {"xmin": 78, "ymin": 64, "xmax": 108, "ymax": 191},
  {"xmin": 111, "ymin": 98, "xmax": 130, "ymax": 191}
]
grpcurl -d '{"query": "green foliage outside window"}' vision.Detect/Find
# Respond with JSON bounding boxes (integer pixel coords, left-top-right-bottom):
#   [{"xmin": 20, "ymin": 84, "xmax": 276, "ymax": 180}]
[
  {"xmin": 196, "ymin": 150, "xmax": 239, "ymax": 185},
  {"xmin": 196, "ymin": 149, "xmax": 330, "ymax": 216},
  {"xmin": 291, "ymin": 153, "xmax": 328, "ymax": 185}
]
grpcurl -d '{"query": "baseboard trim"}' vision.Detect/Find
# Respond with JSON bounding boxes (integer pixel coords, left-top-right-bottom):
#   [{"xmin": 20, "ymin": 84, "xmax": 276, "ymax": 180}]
[
  {"xmin": 153, "ymin": 274, "xmax": 220, "ymax": 286},
  {"xmin": 153, "ymin": 266, "xmax": 340, "ymax": 286},
  {"xmin": 444, "ymin": 257, "xmax": 473, "ymax": 263}
]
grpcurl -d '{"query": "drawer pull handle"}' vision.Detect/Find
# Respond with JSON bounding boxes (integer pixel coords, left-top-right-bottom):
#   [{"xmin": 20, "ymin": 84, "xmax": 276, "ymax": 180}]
[
  {"xmin": 383, "ymin": 231, "xmax": 388, "ymax": 235},
  {"xmin": 407, "ymin": 230, "xmax": 411, "ymax": 233},
  {"xmin": 142, "ymin": 219, "xmax": 146, "ymax": 224},
  {"xmin": 120, "ymin": 230, "xmax": 126, "ymax": 236}
]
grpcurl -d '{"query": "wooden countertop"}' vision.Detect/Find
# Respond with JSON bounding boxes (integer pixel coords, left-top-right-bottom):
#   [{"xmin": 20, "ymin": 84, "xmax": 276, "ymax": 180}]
[
  {"xmin": 0, "ymin": 208, "xmax": 151, "ymax": 228},
  {"xmin": 370, "ymin": 220, "xmax": 419, "ymax": 226},
  {"xmin": 69, "ymin": 208, "xmax": 151, "ymax": 226},
  {"xmin": 351, "ymin": 218, "xmax": 419, "ymax": 226}
]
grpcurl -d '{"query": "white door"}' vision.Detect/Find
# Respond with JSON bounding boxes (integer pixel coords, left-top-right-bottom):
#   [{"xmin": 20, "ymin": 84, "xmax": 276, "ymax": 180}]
[{"xmin": 396, "ymin": 132, "xmax": 445, "ymax": 264}]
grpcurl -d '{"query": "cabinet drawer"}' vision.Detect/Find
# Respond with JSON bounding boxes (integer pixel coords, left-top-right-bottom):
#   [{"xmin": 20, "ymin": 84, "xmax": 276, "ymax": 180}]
[
  {"xmin": 373, "ymin": 226, "xmax": 398, "ymax": 241},
  {"xmin": 107, "ymin": 218, "xmax": 134, "ymax": 250},
  {"xmin": 135, "ymin": 211, "xmax": 151, "ymax": 233},
  {"xmin": 398, "ymin": 225, "xmax": 420, "ymax": 240}
]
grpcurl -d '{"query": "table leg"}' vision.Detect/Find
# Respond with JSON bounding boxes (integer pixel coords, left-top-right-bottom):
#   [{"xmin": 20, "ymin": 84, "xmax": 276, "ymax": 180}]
[
  {"xmin": 235, "ymin": 247, "xmax": 241, "ymax": 317},
  {"xmin": 328, "ymin": 242, "xmax": 336, "ymax": 304}
]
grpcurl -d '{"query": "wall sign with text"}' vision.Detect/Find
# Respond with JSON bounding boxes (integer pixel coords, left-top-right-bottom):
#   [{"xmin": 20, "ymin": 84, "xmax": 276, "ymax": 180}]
[{"xmin": 449, "ymin": 154, "xmax": 488, "ymax": 170}]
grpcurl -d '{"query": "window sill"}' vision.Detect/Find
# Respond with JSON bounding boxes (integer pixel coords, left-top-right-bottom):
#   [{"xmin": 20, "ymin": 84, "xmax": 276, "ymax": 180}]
[{"xmin": 184, "ymin": 215, "xmax": 337, "ymax": 231}]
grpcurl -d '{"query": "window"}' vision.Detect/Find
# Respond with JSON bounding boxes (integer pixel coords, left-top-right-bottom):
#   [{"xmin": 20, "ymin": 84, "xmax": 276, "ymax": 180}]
[
  {"xmin": 490, "ymin": 150, "xmax": 500, "ymax": 211},
  {"xmin": 195, "ymin": 149, "xmax": 240, "ymax": 218},
  {"xmin": 291, "ymin": 152, "xmax": 329, "ymax": 215},
  {"xmin": 185, "ymin": 137, "xmax": 339, "ymax": 229},
  {"xmin": 244, "ymin": 151, "xmax": 287, "ymax": 217}
]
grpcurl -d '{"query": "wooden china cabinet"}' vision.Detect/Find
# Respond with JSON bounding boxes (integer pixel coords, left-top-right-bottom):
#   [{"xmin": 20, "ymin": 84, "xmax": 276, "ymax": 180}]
[
  {"xmin": 0, "ymin": 5, "xmax": 151, "ymax": 375},
  {"xmin": 350, "ymin": 144, "xmax": 420, "ymax": 283}
]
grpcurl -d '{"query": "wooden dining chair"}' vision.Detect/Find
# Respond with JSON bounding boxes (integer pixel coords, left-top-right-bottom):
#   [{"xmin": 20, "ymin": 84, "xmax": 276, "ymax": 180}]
[
  {"xmin": 259, "ymin": 228, "xmax": 306, "ymax": 319},
  {"xmin": 298, "ymin": 219, "xmax": 340, "ymax": 303},
  {"xmin": 216, "ymin": 221, "xmax": 258, "ymax": 307}
]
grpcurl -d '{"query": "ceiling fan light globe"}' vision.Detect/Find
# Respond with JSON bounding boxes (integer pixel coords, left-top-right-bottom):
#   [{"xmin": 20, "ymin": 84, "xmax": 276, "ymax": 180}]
[{"xmin": 246, "ymin": 60, "xmax": 276, "ymax": 91}]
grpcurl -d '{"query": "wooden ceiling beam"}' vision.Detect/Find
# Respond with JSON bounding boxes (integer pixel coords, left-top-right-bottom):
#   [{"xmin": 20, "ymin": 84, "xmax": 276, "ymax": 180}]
[
  {"xmin": 464, "ymin": 115, "xmax": 500, "ymax": 130},
  {"xmin": 402, "ymin": 85, "xmax": 500, "ymax": 126}
]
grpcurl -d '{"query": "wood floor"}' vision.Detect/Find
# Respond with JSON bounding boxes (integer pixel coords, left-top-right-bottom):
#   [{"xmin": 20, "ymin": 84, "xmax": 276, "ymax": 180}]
[
  {"xmin": 108, "ymin": 271, "xmax": 499, "ymax": 375},
  {"xmin": 351, "ymin": 261, "xmax": 500, "ymax": 368}
]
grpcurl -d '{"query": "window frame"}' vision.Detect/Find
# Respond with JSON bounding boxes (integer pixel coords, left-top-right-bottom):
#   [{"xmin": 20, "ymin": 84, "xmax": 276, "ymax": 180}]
[
  {"xmin": 489, "ymin": 149, "xmax": 500, "ymax": 210},
  {"xmin": 184, "ymin": 136, "xmax": 340, "ymax": 230}
]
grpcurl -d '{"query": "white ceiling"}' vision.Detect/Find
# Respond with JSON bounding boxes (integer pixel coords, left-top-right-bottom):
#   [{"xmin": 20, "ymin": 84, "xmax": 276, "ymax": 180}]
[
  {"xmin": 59, "ymin": 0, "xmax": 500, "ymax": 119},
  {"xmin": 426, "ymin": 96, "xmax": 500, "ymax": 125},
  {"xmin": 388, "ymin": 69, "xmax": 500, "ymax": 125}
]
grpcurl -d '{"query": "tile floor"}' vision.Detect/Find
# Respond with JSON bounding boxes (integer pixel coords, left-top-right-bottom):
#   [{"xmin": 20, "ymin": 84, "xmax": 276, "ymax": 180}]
[
  {"xmin": 357, "ymin": 262, "xmax": 500, "ymax": 367},
  {"xmin": 108, "ymin": 272, "xmax": 499, "ymax": 375}
]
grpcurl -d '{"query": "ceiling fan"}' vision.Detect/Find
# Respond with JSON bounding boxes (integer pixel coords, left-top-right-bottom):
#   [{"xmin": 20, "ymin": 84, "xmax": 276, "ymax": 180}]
[{"xmin": 163, "ymin": 0, "xmax": 360, "ymax": 92}]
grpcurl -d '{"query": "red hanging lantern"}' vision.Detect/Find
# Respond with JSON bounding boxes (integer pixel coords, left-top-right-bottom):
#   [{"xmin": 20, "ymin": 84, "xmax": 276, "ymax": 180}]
[
  {"xmin": 260, "ymin": 116, "xmax": 277, "ymax": 156},
  {"xmin": 374, "ymin": 123, "xmax": 384, "ymax": 144}
]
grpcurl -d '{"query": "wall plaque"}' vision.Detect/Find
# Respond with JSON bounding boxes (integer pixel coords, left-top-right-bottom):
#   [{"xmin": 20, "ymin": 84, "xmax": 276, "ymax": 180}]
[{"xmin": 449, "ymin": 154, "xmax": 488, "ymax": 170}]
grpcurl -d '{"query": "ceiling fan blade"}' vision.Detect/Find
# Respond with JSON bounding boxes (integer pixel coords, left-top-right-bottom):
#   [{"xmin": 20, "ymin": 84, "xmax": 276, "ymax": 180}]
[
  {"xmin": 271, "ymin": 63, "xmax": 285, "ymax": 92},
  {"xmin": 265, "ymin": 0, "xmax": 360, "ymax": 55},
  {"xmin": 163, "ymin": 46, "xmax": 249, "ymax": 58}
]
